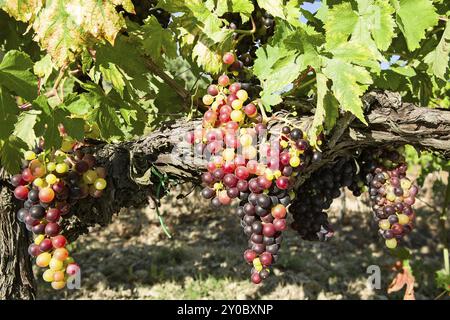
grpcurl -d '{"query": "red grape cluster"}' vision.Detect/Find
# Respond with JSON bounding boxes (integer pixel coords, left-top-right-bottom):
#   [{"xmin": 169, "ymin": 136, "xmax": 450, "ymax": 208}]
[
  {"xmin": 359, "ymin": 148, "xmax": 418, "ymax": 249},
  {"xmin": 11, "ymin": 139, "xmax": 107, "ymax": 290},
  {"xmin": 186, "ymin": 54, "xmax": 320, "ymax": 283}
]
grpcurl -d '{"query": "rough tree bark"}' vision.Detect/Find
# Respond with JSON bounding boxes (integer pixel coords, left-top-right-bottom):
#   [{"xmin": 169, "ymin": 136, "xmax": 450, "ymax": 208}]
[{"xmin": 1, "ymin": 91, "xmax": 450, "ymax": 299}]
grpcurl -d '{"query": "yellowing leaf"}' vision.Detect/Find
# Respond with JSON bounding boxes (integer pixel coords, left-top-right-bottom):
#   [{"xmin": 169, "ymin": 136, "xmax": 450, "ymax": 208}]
[
  {"xmin": 1, "ymin": 0, "xmax": 43, "ymax": 22},
  {"xmin": 192, "ymin": 41, "xmax": 223, "ymax": 75},
  {"xmin": 32, "ymin": 0, "xmax": 134, "ymax": 66},
  {"xmin": 323, "ymin": 2, "xmax": 358, "ymax": 50}
]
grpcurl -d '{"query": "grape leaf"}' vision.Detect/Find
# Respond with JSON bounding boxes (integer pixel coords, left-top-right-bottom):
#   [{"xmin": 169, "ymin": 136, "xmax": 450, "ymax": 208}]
[
  {"xmin": 284, "ymin": 0, "xmax": 302, "ymax": 27},
  {"xmin": 424, "ymin": 22, "xmax": 450, "ymax": 79},
  {"xmin": 435, "ymin": 269, "xmax": 450, "ymax": 292},
  {"xmin": 388, "ymin": 266, "xmax": 415, "ymax": 300},
  {"xmin": 0, "ymin": 136, "xmax": 27, "ymax": 174},
  {"xmin": 64, "ymin": 94, "xmax": 93, "ymax": 116},
  {"xmin": 207, "ymin": 0, "xmax": 254, "ymax": 23},
  {"xmin": 0, "ymin": 86, "xmax": 17, "ymax": 139},
  {"xmin": 322, "ymin": 58, "xmax": 372, "ymax": 124},
  {"xmin": 32, "ymin": 0, "xmax": 135, "ymax": 66},
  {"xmin": 99, "ymin": 63, "xmax": 126, "ymax": 98},
  {"xmin": 33, "ymin": 54, "xmax": 53, "ymax": 85},
  {"xmin": 33, "ymin": 95, "xmax": 62, "ymax": 149},
  {"xmin": 159, "ymin": 0, "xmax": 232, "ymax": 74},
  {"xmin": 95, "ymin": 36, "xmax": 149, "ymax": 92},
  {"xmin": 323, "ymin": 2, "xmax": 358, "ymax": 50},
  {"xmin": 330, "ymin": 41, "xmax": 381, "ymax": 72},
  {"xmin": 309, "ymin": 73, "xmax": 339, "ymax": 144},
  {"xmin": 0, "ymin": 50, "xmax": 37, "ymax": 101},
  {"xmin": 283, "ymin": 25, "xmax": 324, "ymax": 69},
  {"xmin": 13, "ymin": 110, "xmax": 38, "ymax": 147},
  {"xmin": 367, "ymin": 0, "xmax": 395, "ymax": 51},
  {"xmin": 89, "ymin": 102, "xmax": 124, "ymax": 140},
  {"xmin": 0, "ymin": 0, "xmax": 43, "ymax": 22},
  {"xmin": 255, "ymin": 47, "xmax": 305, "ymax": 110},
  {"xmin": 391, "ymin": 65, "xmax": 416, "ymax": 77},
  {"xmin": 140, "ymin": 16, "xmax": 177, "ymax": 64},
  {"xmin": 395, "ymin": 0, "xmax": 438, "ymax": 51},
  {"xmin": 257, "ymin": 0, "xmax": 285, "ymax": 19}
]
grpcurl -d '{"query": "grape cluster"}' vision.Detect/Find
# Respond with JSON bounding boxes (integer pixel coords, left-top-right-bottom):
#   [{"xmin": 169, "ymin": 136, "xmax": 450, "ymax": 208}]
[
  {"xmin": 290, "ymin": 157, "xmax": 362, "ymax": 241},
  {"xmin": 186, "ymin": 52, "xmax": 324, "ymax": 283},
  {"xmin": 358, "ymin": 148, "xmax": 418, "ymax": 249},
  {"xmin": 11, "ymin": 138, "xmax": 107, "ymax": 290}
]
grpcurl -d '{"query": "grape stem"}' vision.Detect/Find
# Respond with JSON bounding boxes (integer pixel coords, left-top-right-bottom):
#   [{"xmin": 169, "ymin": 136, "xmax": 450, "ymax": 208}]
[
  {"xmin": 234, "ymin": 16, "xmax": 257, "ymax": 48},
  {"xmin": 256, "ymin": 100, "xmax": 269, "ymax": 123},
  {"xmin": 233, "ymin": 16, "xmax": 256, "ymax": 36},
  {"xmin": 18, "ymin": 64, "xmax": 68, "ymax": 110}
]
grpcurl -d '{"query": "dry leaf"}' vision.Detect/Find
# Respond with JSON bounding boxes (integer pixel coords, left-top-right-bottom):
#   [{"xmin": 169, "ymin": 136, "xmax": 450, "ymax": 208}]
[{"xmin": 388, "ymin": 266, "xmax": 415, "ymax": 300}]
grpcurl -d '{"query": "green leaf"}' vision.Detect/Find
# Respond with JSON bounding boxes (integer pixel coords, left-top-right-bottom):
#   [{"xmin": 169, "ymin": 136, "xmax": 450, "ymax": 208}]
[
  {"xmin": 435, "ymin": 269, "xmax": 450, "ymax": 292},
  {"xmin": 13, "ymin": 110, "xmax": 38, "ymax": 147},
  {"xmin": 95, "ymin": 36, "xmax": 149, "ymax": 92},
  {"xmin": 0, "ymin": 50, "xmax": 37, "ymax": 101},
  {"xmin": 309, "ymin": 73, "xmax": 339, "ymax": 143},
  {"xmin": 0, "ymin": 136, "xmax": 27, "ymax": 174},
  {"xmin": 208, "ymin": 0, "xmax": 254, "ymax": 23},
  {"xmin": 0, "ymin": 86, "xmax": 17, "ymax": 139},
  {"xmin": 323, "ymin": 1, "xmax": 394, "ymax": 54},
  {"xmin": 99, "ymin": 63, "xmax": 126, "ymax": 98},
  {"xmin": 140, "ymin": 16, "xmax": 177, "ymax": 64},
  {"xmin": 330, "ymin": 41, "xmax": 381, "ymax": 71},
  {"xmin": 424, "ymin": 22, "xmax": 450, "ymax": 79},
  {"xmin": 257, "ymin": 0, "xmax": 285, "ymax": 19},
  {"xmin": 391, "ymin": 65, "xmax": 416, "ymax": 77},
  {"xmin": 368, "ymin": 0, "xmax": 396, "ymax": 51},
  {"xmin": 323, "ymin": 2, "xmax": 358, "ymax": 50},
  {"xmin": 60, "ymin": 116, "xmax": 85, "ymax": 141},
  {"xmin": 33, "ymin": 54, "xmax": 53, "ymax": 85},
  {"xmin": 396, "ymin": 0, "xmax": 438, "ymax": 51},
  {"xmin": 283, "ymin": 25, "xmax": 324, "ymax": 69},
  {"xmin": 89, "ymin": 102, "xmax": 123, "ymax": 140},
  {"xmin": 284, "ymin": 0, "xmax": 302, "ymax": 27},
  {"xmin": 33, "ymin": 95, "xmax": 62, "ymax": 149},
  {"xmin": 322, "ymin": 58, "xmax": 372, "ymax": 124},
  {"xmin": 64, "ymin": 94, "xmax": 93, "ymax": 116},
  {"xmin": 254, "ymin": 45, "xmax": 305, "ymax": 110}
]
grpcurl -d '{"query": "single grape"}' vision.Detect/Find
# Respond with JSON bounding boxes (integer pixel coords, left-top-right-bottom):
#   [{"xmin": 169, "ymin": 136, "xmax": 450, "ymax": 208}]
[
  {"xmin": 36, "ymin": 252, "xmax": 52, "ymax": 267},
  {"xmin": 222, "ymin": 52, "xmax": 235, "ymax": 65}
]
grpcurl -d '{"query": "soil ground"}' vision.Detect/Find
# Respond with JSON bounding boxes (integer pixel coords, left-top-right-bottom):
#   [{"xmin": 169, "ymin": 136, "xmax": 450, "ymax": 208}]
[{"xmin": 37, "ymin": 171, "xmax": 449, "ymax": 300}]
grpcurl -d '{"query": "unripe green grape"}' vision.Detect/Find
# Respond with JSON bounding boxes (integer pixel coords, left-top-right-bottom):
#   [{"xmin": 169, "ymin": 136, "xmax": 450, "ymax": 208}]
[
  {"xmin": 397, "ymin": 214, "xmax": 409, "ymax": 225},
  {"xmin": 385, "ymin": 238, "xmax": 397, "ymax": 249},
  {"xmin": 83, "ymin": 170, "xmax": 98, "ymax": 184},
  {"xmin": 379, "ymin": 219, "xmax": 390, "ymax": 230},
  {"xmin": 55, "ymin": 163, "xmax": 69, "ymax": 174},
  {"xmin": 94, "ymin": 178, "xmax": 107, "ymax": 190},
  {"xmin": 47, "ymin": 162, "xmax": 56, "ymax": 172},
  {"xmin": 24, "ymin": 151, "xmax": 36, "ymax": 161}
]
